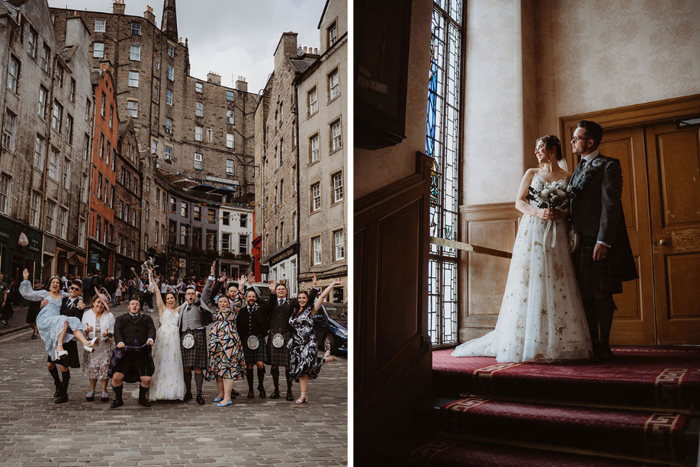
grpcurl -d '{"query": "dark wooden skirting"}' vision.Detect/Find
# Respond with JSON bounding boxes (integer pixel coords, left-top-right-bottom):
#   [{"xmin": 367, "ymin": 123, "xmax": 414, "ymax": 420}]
[
  {"xmin": 354, "ymin": 152, "xmax": 433, "ymax": 458},
  {"xmin": 458, "ymin": 202, "xmax": 521, "ymax": 343}
]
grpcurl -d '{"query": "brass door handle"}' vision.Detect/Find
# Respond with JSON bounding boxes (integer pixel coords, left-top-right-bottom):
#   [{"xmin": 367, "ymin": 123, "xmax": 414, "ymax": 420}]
[{"xmin": 659, "ymin": 239, "xmax": 668, "ymax": 246}]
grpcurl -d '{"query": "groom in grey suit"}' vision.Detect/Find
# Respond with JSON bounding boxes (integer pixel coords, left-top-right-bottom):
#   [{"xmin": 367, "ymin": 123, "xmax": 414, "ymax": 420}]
[{"xmin": 569, "ymin": 120, "xmax": 638, "ymax": 361}]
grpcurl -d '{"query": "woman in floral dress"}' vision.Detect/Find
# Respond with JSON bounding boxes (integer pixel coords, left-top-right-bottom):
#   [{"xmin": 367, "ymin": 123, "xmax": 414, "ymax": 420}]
[
  {"xmin": 82, "ymin": 294, "xmax": 115, "ymax": 402},
  {"xmin": 287, "ymin": 279, "xmax": 342, "ymax": 404},
  {"xmin": 205, "ymin": 265, "xmax": 247, "ymax": 407}
]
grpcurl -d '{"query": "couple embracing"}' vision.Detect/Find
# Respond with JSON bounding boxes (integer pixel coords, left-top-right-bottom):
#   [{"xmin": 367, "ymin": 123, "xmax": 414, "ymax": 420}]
[{"xmin": 453, "ymin": 120, "xmax": 638, "ymax": 363}]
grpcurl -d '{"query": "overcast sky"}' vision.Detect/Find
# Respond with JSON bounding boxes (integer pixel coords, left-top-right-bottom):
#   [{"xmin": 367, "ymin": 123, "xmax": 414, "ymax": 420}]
[{"xmin": 49, "ymin": 0, "xmax": 328, "ymax": 92}]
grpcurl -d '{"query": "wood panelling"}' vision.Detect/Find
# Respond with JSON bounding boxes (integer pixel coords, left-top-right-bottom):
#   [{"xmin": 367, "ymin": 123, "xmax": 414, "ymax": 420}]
[
  {"xmin": 354, "ymin": 152, "xmax": 433, "ymax": 459},
  {"xmin": 458, "ymin": 203, "xmax": 521, "ymax": 342}
]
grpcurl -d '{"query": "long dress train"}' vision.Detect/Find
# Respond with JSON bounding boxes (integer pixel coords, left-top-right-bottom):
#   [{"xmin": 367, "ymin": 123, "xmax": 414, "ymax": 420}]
[{"xmin": 452, "ymin": 174, "xmax": 592, "ymax": 362}]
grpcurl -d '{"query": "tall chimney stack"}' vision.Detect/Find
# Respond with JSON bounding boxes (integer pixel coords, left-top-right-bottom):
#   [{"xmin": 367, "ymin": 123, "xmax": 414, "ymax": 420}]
[
  {"xmin": 144, "ymin": 5, "xmax": 155, "ymax": 23},
  {"xmin": 236, "ymin": 76, "xmax": 248, "ymax": 93},
  {"xmin": 207, "ymin": 72, "xmax": 221, "ymax": 85},
  {"xmin": 113, "ymin": 0, "xmax": 125, "ymax": 15}
]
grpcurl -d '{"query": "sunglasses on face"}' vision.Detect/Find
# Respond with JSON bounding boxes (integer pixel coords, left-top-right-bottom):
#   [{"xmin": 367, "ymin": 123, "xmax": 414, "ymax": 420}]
[{"xmin": 70, "ymin": 286, "xmax": 81, "ymax": 291}]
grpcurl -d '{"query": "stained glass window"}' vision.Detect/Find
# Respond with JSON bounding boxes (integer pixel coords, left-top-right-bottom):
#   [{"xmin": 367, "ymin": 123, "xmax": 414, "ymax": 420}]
[{"xmin": 426, "ymin": 0, "xmax": 462, "ymax": 346}]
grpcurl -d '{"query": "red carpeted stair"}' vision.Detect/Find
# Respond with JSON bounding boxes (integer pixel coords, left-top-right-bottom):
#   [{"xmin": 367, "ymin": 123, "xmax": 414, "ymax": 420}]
[{"xmin": 398, "ymin": 346, "xmax": 700, "ymax": 466}]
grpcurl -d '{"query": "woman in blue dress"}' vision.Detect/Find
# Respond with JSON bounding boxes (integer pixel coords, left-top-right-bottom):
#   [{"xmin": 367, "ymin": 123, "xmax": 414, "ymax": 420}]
[
  {"xmin": 287, "ymin": 278, "xmax": 342, "ymax": 404},
  {"xmin": 20, "ymin": 269, "xmax": 99, "ymax": 361}
]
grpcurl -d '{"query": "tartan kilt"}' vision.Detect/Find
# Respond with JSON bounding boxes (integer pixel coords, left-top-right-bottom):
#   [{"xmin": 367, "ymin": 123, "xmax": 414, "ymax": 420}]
[
  {"xmin": 108, "ymin": 343, "xmax": 155, "ymax": 383},
  {"xmin": 244, "ymin": 334, "xmax": 268, "ymax": 364},
  {"xmin": 180, "ymin": 328, "xmax": 208, "ymax": 369},
  {"xmin": 572, "ymin": 234, "xmax": 636, "ymax": 298},
  {"xmin": 266, "ymin": 329, "xmax": 291, "ymax": 367}
]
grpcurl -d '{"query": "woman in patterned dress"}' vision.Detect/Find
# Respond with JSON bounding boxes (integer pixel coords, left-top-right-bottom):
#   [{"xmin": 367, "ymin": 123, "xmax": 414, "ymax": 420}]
[
  {"xmin": 205, "ymin": 265, "xmax": 247, "ymax": 408},
  {"xmin": 82, "ymin": 294, "xmax": 115, "ymax": 402},
  {"xmin": 287, "ymin": 279, "xmax": 342, "ymax": 404}
]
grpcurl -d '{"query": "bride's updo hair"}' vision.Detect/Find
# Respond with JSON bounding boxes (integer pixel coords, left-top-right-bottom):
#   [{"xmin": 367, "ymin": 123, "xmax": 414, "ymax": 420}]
[{"xmin": 537, "ymin": 135, "xmax": 563, "ymax": 161}]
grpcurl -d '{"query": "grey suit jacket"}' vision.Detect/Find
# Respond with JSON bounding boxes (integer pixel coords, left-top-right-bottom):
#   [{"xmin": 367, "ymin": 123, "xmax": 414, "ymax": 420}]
[{"xmin": 569, "ymin": 154, "xmax": 623, "ymax": 244}]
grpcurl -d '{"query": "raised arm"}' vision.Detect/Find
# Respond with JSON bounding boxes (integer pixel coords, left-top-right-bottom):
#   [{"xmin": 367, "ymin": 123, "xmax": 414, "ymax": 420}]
[
  {"xmin": 19, "ymin": 269, "xmax": 49, "ymax": 301},
  {"xmin": 149, "ymin": 270, "xmax": 165, "ymax": 316},
  {"xmin": 312, "ymin": 281, "xmax": 343, "ymax": 315}
]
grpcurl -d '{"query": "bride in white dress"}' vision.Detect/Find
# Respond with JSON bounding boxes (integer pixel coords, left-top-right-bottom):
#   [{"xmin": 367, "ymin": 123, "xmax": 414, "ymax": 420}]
[
  {"xmin": 133, "ymin": 270, "xmax": 186, "ymax": 401},
  {"xmin": 452, "ymin": 136, "xmax": 592, "ymax": 363}
]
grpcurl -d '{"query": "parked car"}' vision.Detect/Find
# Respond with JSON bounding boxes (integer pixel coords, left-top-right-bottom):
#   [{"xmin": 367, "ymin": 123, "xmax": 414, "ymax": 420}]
[
  {"xmin": 248, "ymin": 282, "xmax": 272, "ymax": 302},
  {"xmin": 314, "ymin": 303, "xmax": 347, "ymax": 356}
]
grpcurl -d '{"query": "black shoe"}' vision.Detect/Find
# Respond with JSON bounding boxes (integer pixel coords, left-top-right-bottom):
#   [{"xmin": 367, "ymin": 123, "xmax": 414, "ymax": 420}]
[
  {"xmin": 258, "ymin": 387, "xmax": 266, "ymax": 399},
  {"xmin": 138, "ymin": 398, "xmax": 151, "ymax": 407},
  {"xmin": 101, "ymin": 395, "xmax": 110, "ymax": 403},
  {"xmin": 183, "ymin": 392, "xmax": 193, "ymax": 402},
  {"xmin": 230, "ymin": 390, "xmax": 237, "ymax": 400},
  {"xmin": 86, "ymin": 391, "xmax": 95, "ymax": 402},
  {"xmin": 55, "ymin": 393, "xmax": 68, "ymax": 404},
  {"xmin": 270, "ymin": 389, "xmax": 280, "ymax": 399},
  {"xmin": 286, "ymin": 390, "xmax": 294, "ymax": 401},
  {"xmin": 31, "ymin": 334, "xmax": 38, "ymax": 340},
  {"xmin": 196, "ymin": 393, "xmax": 205, "ymax": 405},
  {"xmin": 232, "ymin": 389, "xmax": 240, "ymax": 397},
  {"xmin": 110, "ymin": 399, "xmax": 123, "ymax": 409},
  {"xmin": 247, "ymin": 390, "xmax": 255, "ymax": 399},
  {"xmin": 53, "ymin": 386, "xmax": 61, "ymax": 398}
]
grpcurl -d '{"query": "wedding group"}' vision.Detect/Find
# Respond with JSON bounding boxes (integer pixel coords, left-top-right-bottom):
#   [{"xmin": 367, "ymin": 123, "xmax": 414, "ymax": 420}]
[
  {"xmin": 452, "ymin": 120, "xmax": 638, "ymax": 363},
  {"xmin": 19, "ymin": 261, "xmax": 342, "ymax": 408}
]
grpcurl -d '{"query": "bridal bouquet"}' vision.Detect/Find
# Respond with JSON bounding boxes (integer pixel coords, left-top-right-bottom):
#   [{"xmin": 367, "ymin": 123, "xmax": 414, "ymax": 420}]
[{"xmin": 526, "ymin": 179, "xmax": 572, "ymax": 210}]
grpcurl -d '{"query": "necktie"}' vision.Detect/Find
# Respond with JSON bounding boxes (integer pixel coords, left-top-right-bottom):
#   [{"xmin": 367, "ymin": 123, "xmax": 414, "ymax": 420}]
[{"xmin": 278, "ymin": 299, "xmax": 282, "ymax": 306}]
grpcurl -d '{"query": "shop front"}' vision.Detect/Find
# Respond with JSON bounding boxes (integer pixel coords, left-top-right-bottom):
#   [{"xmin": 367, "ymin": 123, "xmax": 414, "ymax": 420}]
[
  {"xmin": 267, "ymin": 244, "xmax": 299, "ymax": 296},
  {"xmin": 88, "ymin": 239, "xmax": 113, "ymax": 276},
  {"xmin": 0, "ymin": 217, "xmax": 43, "ymax": 284}
]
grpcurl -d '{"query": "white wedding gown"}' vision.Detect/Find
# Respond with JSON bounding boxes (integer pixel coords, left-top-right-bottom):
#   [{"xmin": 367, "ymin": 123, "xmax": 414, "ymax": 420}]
[
  {"xmin": 452, "ymin": 174, "xmax": 592, "ymax": 362},
  {"xmin": 132, "ymin": 309, "xmax": 185, "ymax": 401}
]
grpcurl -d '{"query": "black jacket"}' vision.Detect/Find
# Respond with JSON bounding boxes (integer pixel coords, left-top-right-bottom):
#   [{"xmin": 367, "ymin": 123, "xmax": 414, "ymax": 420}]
[
  {"xmin": 263, "ymin": 288, "xmax": 319, "ymax": 333},
  {"xmin": 114, "ymin": 313, "xmax": 156, "ymax": 346},
  {"xmin": 238, "ymin": 302, "xmax": 269, "ymax": 339}
]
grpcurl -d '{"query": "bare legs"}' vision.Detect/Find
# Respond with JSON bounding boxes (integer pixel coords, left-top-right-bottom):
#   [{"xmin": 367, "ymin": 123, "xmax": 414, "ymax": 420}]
[{"xmin": 56, "ymin": 321, "xmax": 93, "ymax": 351}]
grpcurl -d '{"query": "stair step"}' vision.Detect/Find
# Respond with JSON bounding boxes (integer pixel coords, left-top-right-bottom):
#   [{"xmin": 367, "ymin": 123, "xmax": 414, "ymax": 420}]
[
  {"xmin": 408, "ymin": 437, "xmax": 651, "ymax": 466},
  {"xmin": 428, "ymin": 396, "xmax": 698, "ymax": 463},
  {"xmin": 433, "ymin": 346, "xmax": 700, "ymax": 411}
]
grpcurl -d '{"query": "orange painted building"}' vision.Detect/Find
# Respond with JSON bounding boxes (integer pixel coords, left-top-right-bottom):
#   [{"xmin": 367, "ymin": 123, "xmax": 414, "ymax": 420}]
[{"xmin": 88, "ymin": 63, "xmax": 118, "ymax": 275}]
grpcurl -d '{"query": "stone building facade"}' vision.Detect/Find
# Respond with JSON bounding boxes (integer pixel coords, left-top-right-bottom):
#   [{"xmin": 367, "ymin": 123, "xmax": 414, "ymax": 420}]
[
  {"xmin": 50, "ymin": 1, "xmax": 257, "ymax": 199},
  {"xmin": 255, "ymin": 32, "xmax": 317, "ymax": 297},
  {"xmin": 218, "ymin": 204, "xmax": 253, "ymax": 278},
  {"xmin": 88, "ymin": 63, "xmax": 117, "ymax": 276},
  {"xmin": 297, "ymin": 0, "xmax": 347, "ymax": 302},
  {"xmin": 0, "ymin": 1, "xmax": 92, "ymax": 282},
  {"xmin": 113, "ymin": 118, "xmax": 142, "ymax": 279}
]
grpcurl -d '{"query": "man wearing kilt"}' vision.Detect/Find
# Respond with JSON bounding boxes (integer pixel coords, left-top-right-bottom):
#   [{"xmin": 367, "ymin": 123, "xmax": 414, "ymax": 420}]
[
  {"xmin": 570, "ymin": 120, "xmax": 638, "ymax": 361},
  {"xmin": 109, "ymin": 300, "xmax": 156, "ymax": 408},
  {"xmin": 263, "ymin": 281, "xmax": 319, "ymax": 401},
  {"xmin": 179, "ymin": 283, "xmax": 213, "ymax": 404},
  {"xmin": 45, "ymin": 279, "xmax": 86, "ymax": 404},
  {"xmin": 239, "ymin": 289, "xmax": 270, "ymax": 398}
]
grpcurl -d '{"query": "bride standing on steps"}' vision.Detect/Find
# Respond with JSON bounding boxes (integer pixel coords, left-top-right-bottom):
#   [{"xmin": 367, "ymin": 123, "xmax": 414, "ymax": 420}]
[{"xmin": 452, "ymin": 135, "xmax": 592, "ymax": 363}]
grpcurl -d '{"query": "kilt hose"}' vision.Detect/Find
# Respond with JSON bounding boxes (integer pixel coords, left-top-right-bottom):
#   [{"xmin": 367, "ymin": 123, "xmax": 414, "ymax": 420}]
[
  {"xmin": 267, "ymin": 329, "xmax": 292, "ymax": 367},
  {"xmin": 180, "ymin": 328, "xmax": 208, "ymax": 369},
  {"xmin": 244, "ymin": 334, "xmax": 268, "ymax": 364},
  {"xmin": 572, "ymin": 234, "xmax": 626, "ymax": 298}
]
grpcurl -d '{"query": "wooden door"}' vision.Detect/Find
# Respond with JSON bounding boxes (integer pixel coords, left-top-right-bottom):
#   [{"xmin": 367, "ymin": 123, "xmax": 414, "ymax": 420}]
[
  {"xmin": 597, "ymin": 127, "xmax": 656, "ymax": 345},
  {"xmin": 645, "ymin": 122, "xmax": 700, "ymax": 344}
]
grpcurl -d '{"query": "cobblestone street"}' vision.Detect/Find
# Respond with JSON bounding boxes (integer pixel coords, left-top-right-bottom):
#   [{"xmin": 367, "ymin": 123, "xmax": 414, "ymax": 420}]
[{"xmin": 0, "ymin": 306, "xmax": 347, "ymax": 466}]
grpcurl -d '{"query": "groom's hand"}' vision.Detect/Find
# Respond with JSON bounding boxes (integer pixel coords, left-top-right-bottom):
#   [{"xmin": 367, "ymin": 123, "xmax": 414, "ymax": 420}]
[{"xmin": 592, "ymin": 243, "xmax": 608, "ymax": 261}]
